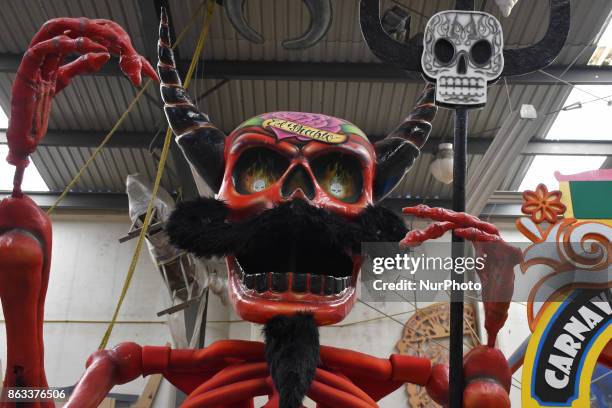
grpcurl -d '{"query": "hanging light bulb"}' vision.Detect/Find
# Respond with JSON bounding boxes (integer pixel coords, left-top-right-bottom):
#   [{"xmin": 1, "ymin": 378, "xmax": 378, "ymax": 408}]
[{"xmin": 430, "ymin": 143, "xmax": 454, "ymax": 184}]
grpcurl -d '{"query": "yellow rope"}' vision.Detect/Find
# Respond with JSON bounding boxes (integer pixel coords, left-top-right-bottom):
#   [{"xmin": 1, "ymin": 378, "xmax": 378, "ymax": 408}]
[
  {"xmin": 98, "ymin": 0, "xmax": 216, "ymax": 350},
  {"xmin": 46, "ymin": 0, "xmax": 209, "ymax": 214}
]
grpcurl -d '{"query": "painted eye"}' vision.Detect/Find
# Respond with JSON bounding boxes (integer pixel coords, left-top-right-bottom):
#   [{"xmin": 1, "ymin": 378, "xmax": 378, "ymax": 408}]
[
  {"xmin": 434, "ymin": 38, "xmax": 455, "ymax": 64},
  {"xmin": 312, "ymin": 153, "xmax": 363, "ymax": 203},
  {"xmin": 233, "ymin": 147, "xmax": 289, "ymax": 194},
  {"xmin": 471, "ymin": 40, "xmax": 492, "ymax": 65}
]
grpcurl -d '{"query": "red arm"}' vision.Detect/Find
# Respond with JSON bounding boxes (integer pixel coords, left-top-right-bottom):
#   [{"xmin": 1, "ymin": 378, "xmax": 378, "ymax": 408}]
[
  {"xmin": 65, "ymin": 340, "xmax": 267, "ymax": 406},
  {"xmin": 402, "ymin": 205, "xmax": 522, "ymax": 346},
  {"xmin": 64, "ymin": 343, "xmax": 144, "ymax": 408},
  {"xmin": 0, "ymin": 17, "xmax": 157, "ymax": 405},
  {"xmin": 399, "ymin": 205, "xmax": 521, "ymax": 407},
  {"xmin": 0, "ymin": 196, "xmax": 52, "ymax": 407}
]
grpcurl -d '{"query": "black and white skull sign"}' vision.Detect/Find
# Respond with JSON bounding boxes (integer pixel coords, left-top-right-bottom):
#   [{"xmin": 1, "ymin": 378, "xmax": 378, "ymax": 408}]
[{"xmin": 422, "ymin": 11, "xmax": 504, "ymax": 108}]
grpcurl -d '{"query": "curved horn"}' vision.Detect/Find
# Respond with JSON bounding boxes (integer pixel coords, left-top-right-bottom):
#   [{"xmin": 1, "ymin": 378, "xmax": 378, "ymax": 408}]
[
  {"xmin": 373, "ymin": 83, "xmax": 437, "ymax": 201},
  {"xmin": 359, "ymin": 0, "xmax": 422, "ymax": 72},
  {"xmin": 282, "ymin": 0, "xmax": 333, "ymax": 49},
  {"xmin": 502, "ymin": 0, "xmax": 570, "ymax": 76},
  {"xmin": 225, "ymin": 0, "xmax": 332, "ymax": 49},
  {"xmin": 224, "ymin": 0, "xmax": 264, "ymax": 44},
  {"xmin": 158, "ymin": 8, "xmax": 226, "ymax": 193}
]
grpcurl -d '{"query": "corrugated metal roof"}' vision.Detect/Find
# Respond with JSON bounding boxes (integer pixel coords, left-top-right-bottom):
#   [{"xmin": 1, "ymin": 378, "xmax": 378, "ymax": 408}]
[
  {"xmin": 0, "ymin": 0, "xmax": 148, "ymax": 54},
  {"xmin": 170, "ymin": 0, "xmax": 610, "ymax": 64},
  {"xmin": 0, "ymin": 0, "xmax": 609, "ymax": 200},
  {"xmin": 31, "ymin": 146, "xmax": 179, "ymax": 194}
]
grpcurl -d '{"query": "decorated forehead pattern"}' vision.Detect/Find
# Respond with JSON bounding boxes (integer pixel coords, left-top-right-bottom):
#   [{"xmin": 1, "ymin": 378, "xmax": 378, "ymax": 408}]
[{"xmin": 234, "ymin": 111, "xmax": 368, "ymax": 145}]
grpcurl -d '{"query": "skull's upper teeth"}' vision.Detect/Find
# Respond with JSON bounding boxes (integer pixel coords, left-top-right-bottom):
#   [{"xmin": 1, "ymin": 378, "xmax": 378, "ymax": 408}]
[
  {"xmin": 440, "ymin": 76, "xmax": 484, "ymax": 88},
  {"xmin": 237, "ymin": 265, "xmax": 350, "ymax": 296}
]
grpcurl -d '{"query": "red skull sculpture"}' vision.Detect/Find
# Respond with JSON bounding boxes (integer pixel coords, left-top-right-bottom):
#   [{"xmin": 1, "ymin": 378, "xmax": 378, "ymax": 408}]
[
  {"xmin": 159, "ymin": 16, "xmax": 436, "ymax": 326},
  {"xmin": 219, "ymin": 112, "xmax": 377, "ymax": 325}
]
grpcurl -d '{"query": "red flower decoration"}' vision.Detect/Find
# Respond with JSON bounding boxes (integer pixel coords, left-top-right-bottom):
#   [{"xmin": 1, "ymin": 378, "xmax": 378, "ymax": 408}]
[{"xmin": 521, "ymin": 183, "xmax": 567, "ymax": 224}]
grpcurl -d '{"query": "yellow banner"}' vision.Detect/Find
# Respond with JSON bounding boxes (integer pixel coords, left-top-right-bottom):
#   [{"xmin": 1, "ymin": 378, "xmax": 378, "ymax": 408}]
[{"xmin": 263, "ymin": 119, "xmax": 347, "ymax": 144}]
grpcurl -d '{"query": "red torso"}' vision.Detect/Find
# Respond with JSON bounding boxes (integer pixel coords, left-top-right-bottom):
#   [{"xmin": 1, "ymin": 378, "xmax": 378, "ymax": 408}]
[{"xmin": 141, "ymin": 340, "xmax": 431, "ymax": 408}]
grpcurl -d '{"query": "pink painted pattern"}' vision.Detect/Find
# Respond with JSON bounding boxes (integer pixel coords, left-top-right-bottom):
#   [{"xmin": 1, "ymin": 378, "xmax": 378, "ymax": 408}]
[{"xmin": 262, "ymin": 111, "xmax": 344, "ymax": 142}]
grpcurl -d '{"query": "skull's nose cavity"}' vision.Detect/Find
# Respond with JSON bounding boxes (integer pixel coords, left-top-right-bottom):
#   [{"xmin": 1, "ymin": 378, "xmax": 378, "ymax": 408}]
[
  {"xmin": 457, "ymin": 55, "xmax": 467, "ymax": 75},
  {"xmin": 282, "ymin": 165, "xmax": 315, "ymax": 200}
]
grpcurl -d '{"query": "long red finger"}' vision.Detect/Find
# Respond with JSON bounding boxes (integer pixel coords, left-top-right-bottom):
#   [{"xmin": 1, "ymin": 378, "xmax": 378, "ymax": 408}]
[
  {"xmin": 454, "ymin": 227, "xmax": 503, "ymax": 243},
  {"xmin": 140, "ymin": 55, "xmax": 159, "ymax": 82},
  {"xmin": 456, "ymin": 228, "xmax": 523, "ymax": 269},
  {"xmin": 19, "ymin": 36, "xmax": 107, "ymax": 79},
  {"xmin": 29, "ymin": 18, "xmax": 158, "ymax": 86},
  {"xmin": 400, "ymin": 221, "xmax": 456, "ymax": 247},
  {"xmin": 40, "ymin": 54, "xmax": 61, "ymax": 81},
  {"xmin": 56, "ymin": 52, "xmax": 111, "ymax": 94},
  {"xmin": 90, "ymin": 19, "xmax": 159, "ymax": 84},
  {"xmin": 403, "ymin": 205, "xmax": 500, "ymax": 235},
  {"xmin": 30, "ymin": 18, "xmax": 130, "ymax": 52}
]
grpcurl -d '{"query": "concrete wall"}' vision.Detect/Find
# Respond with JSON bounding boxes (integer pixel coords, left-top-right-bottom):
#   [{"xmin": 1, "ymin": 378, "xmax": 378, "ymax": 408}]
[
  {"xmin": 0, "ymin": 212, "xmax": 231, "ymax": 402},
  {"xmin": 0, "ymin": 214, "xmax": 532, "ymax": 407}
]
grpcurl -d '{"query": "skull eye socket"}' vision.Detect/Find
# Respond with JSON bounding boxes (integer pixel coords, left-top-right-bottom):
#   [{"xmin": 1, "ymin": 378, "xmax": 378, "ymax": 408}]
[
  {"xmin": 233, "ymin": 147, "xmax": 289, "ymax": 194},
  {"xmin": 434, "ymin": 38, "xmax": 455, "ymax": 64},
  {"xmin": 312, "ymin": 153, "xmax": 363, "ymax": 203},
  {"xmin": 470, "ymin": 40, "xmax": 492, "ymax": 66}
]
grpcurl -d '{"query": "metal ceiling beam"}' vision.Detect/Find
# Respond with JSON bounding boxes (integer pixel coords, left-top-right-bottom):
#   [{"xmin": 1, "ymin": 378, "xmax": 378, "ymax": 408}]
[
  {"xmin": 0, "ymin": 129, "xmax": 154, "ymax": 149},
  {"xmin": 0, "ymin": 191, "xmax": 128, "ymax": 211},
  {"xmin": 1, "ymin": 53, "xmax": 611, "ymax": 85},
  {"xmin": 3, "ymin": 130, "xmax": 611, "ymax": 156},
  {"xmin": 522, "ymin": 139, "xmax": 612, "ymax": 155},
  {"xmin": 420, "ymin": 137, "xmax": 612, "ymax": 155},
  {"xmin": 0, "ymin": 191, "xmax": 523, "ymax": 214}
]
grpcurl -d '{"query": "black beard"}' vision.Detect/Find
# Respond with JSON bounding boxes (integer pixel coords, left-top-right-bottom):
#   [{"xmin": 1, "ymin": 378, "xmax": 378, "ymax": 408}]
[
  {"xmin": 165, "ymin": 197, "xmax": 407, "ymax": 262},
  {"xmin": 264, "ymin": 313, "xmax": 319, "ymax": 408}
]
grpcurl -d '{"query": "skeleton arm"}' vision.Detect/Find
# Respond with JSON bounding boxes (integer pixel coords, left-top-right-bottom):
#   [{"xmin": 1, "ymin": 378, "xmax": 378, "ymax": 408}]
[
  {"xmin": 65, "ymin": 340, "xmax": 267, "ymax": 406},
  {"xmin": 64, "ymin": 343, "xmax": 144, "ymax": 408}
]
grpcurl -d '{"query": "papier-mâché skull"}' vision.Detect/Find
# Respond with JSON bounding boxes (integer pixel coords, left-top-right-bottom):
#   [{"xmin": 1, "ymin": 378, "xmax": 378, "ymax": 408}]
[
  {"xmin": 158, "ymin": 10, "xmax": 438, "ymax": 326},
  {"xmin": 421, "ymin": 11, "xmax": 504, "ymax": 107}
]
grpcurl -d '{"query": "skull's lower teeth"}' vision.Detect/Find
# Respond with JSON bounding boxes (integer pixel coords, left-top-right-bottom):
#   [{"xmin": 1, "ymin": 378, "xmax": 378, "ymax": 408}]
[{"xmin": 238, "ymin": 268, "xmax": 349, "ymax": 295}]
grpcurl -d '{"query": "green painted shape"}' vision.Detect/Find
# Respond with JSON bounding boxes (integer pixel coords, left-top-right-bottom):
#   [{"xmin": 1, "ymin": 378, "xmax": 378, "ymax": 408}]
[
  {"xmin": 569, "ymin": 180, "xmax": 612, "ymax": 219},
  {"xmin": 237, "ymin": 116, "xmax": 264, "ymax": 129},
  {"xmin": 341, "ymin": 123, "xmax": 367, "ymax": 139}
]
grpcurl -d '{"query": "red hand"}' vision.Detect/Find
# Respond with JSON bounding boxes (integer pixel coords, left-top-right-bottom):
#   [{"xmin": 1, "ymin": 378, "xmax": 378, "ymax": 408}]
[
  {"xmin": 426, "ymin": 346, "xmax": 512, "ymax": 408},
  {"xmin": 401, "ymin": 205, "xmax": 522, "ymax": 346},
  {"xmin": 6, "ymin": 17, "xmax": 158, "ymax": 196}
]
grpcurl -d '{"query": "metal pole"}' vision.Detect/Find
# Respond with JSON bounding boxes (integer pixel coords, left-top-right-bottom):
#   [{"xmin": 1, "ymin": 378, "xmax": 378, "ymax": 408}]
[{"xmin": 450, "ymin": 107, "xmax": 468, "ymax": 408}]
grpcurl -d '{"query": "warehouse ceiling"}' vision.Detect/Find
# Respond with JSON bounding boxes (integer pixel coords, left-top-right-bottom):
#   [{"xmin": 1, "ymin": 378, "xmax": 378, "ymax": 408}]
[{"xmin": 0, "ymin": 0, "xmax": 611, "ymax": 211}]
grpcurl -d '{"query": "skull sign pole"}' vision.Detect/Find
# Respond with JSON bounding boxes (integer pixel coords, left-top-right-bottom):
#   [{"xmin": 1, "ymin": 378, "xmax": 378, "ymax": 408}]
[
  {"xmin": 422, "ymin": 9, "xmax": 505, "ymax": 408},
  {"xmin": 360, "ymin": 1, "xmax": 570, "ymax": 407}
]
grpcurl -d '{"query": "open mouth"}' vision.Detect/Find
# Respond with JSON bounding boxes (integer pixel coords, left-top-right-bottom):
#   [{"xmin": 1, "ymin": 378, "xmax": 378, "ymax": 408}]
[
  {"xmin": 227, "ymin": 240, "xmax": 361, "ymax": 324},
  {"xmin": 234, "ymin": 241, "xmax": 355, "ymax": 294},
  {"xmin": 165, "ymin": 197, "xmax": 407, "ymax": 324}
]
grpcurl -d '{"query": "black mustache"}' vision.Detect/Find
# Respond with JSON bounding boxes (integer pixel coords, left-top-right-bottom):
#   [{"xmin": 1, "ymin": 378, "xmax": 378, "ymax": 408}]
[{"xmin": 165, "ymin": 197, "xmax": 407, "ymax": 259}]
